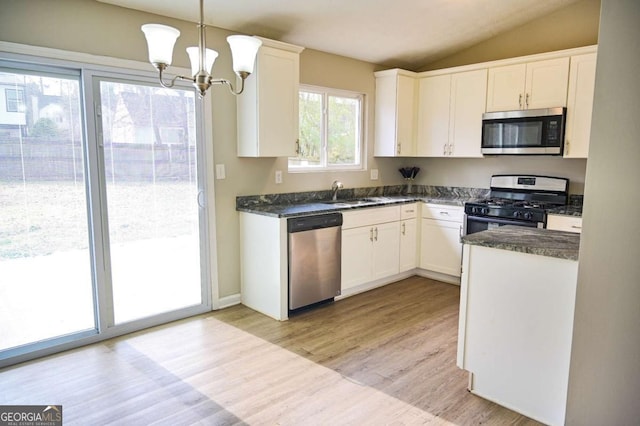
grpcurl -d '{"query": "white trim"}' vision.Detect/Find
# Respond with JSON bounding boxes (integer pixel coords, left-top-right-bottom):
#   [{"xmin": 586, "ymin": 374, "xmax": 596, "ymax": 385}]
[
  {"xmin": 373, "ymin": 46, "xmax": 598, "ymax": 78},
  {"xmin": 419, "ymin": 45, "xmax": 598, "ymax": 77},
  {"xmin": 217, "ymin": 293, "xmax": 242, "ymax": 309},
  {"xmin": 1, "ymin": 41, "xmax": 165, "ymax": 73},
  {"xmin": 289, "ymin": 84, "xmax": 365, "ymax": 173}
]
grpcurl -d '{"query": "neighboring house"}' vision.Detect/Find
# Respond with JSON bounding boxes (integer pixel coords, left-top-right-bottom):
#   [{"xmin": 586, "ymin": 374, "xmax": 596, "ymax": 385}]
[
  {"xmin": 0, "ymin": 74, "xmax": 26, "ymax": 138},
  {"xmin": 109, "ymin": 89, "xmax": 194, "ymax": 146}
]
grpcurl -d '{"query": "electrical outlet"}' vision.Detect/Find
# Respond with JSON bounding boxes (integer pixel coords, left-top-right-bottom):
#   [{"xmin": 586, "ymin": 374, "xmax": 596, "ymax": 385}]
[
  {"xmin": 275, "ymin": 170, "xmax": 283, "ymax": 184},
  {"xmin": 215, "ymin": 164, "xmax": 226, "ymax": 179},
  {"xmin": 370, "ymin": 169, "xmax": 379, "ymax": 180}
]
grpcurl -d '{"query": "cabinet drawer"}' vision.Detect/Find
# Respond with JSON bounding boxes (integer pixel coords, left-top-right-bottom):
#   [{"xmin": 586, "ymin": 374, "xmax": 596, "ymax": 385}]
[
  {"xmin": 547, "ymin": 214, "xmax": 583, "ymax": 234},
  {"xmin": 401, "ymin": 203, "xmax": 418, "ymax": 219},
  {"xmin": 342, "ymin": 205, "xmax": 401, "ymax": 230},
  {"xmin": 422, "ymin": 203, "xmax": 463, "ymax": 222}
]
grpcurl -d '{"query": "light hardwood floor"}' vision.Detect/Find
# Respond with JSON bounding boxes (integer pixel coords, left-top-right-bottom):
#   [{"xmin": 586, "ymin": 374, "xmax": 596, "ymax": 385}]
[{"xmin": 1, "ymin": 276, "xmax": 541, "ymax": 425}]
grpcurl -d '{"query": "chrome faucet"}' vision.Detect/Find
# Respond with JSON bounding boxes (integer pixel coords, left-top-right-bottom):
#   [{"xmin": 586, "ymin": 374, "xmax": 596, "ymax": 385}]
[{"xmin": 331, "ymin": 180, "xmax": 344, "ymax": 200}]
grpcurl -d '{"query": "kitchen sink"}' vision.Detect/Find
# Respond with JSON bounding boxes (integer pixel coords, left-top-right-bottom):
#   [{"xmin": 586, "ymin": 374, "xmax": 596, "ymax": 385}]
[{"xmin": 321, "ymin": 198, "xmax": 377, "ymax": 207}]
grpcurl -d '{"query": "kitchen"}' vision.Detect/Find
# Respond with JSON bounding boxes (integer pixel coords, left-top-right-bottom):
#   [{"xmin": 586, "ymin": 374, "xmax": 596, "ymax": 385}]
[{"xmin": 1, "ymin": 0, "xmax": 639, "ymax": 425}]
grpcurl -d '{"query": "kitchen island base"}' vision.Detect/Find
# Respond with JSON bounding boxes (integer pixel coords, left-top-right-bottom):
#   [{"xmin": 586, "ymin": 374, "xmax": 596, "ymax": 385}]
[{"xmin": 457, "ymin": 242, "xmax": 578, "ymax": 426}]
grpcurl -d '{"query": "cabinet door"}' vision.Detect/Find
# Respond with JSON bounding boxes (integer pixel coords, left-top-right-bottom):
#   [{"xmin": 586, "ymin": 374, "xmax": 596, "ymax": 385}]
[
  {"xmin": 416, "ymin": 74, "xmax": 451, "ymax": 156},
  {"xmin": 547, "ymin": 214, "xmax": 583, "ymax": 234},
  {"xmin": 374, "ymin": 72, "xmax": 416, "ymax": 157},
  {"xmin": 525, "ymin": 57, "xmax": 570, "ymax": 109},
  {"xmin": 237, "ymin": 45, "xmax": 300, "ymax": 157},
  {"xmin": 341, "ymin": 226, "xmax": 373, "ymax": 290},
  {"xmin": 372, "ymin": 221, "xmax": 400, "ymax": 280},
  {"xmin": 420, "ymin": 219, "xmax": 463, "ymax": 277},
  {"xmin": 449, "ymin": 69, "xmax": 487, "ymax": 157},
  {"xmin": 396, "ymin": 75, "xmax": 416, "ymax": 156},
  {"xmin": 399, "ymin": 218, "xmax": 418, "ymax": 272},
  {"xmin": 564, "ymin": 53, "xmax": 597, "ymax": 158},
  {"xmin": 486, "ymin": 63, "xmax": 526, "ymax": 112}
]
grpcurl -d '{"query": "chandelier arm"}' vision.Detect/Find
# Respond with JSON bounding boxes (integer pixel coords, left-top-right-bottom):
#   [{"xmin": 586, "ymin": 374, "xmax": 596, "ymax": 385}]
[
  {"xmin": 158, "ymin": 66, "xmax": 191, "ymax": 89},
  {"xmin": 208, "ymin": 75, "xmax": 246, "ymax": 95}
]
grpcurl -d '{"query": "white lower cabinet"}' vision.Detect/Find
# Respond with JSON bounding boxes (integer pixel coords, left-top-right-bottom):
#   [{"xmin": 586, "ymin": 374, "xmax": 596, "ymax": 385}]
[
  {"xmin": 399, "ymin": 203, "xmax": 419, "ymax": 272},
  {"xmin": 420, "ymin": 204, "xmax": 464, "ymax": 277},
  {"xmin": 547, "ymin": 214, "xmax": 583, "ymax": 234},
  {"xmin": 341, "ymin": 206, "xmax": 400, "ymax": 291}
]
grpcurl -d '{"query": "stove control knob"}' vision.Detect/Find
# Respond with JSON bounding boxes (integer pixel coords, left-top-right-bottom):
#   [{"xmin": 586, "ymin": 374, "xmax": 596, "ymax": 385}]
[
  {"xmin": 471, "ymin": 207, "xmax": 479, "ymax": 214},
  {"xmin": 482, "ymin": 207, "xmax": 490, "ymax": 215},
  {"xmin": 513, "ymin": 211, "xmax": 521, "ymax": 218},
  {"xmin": 524, "ymin": 212, "xmax": 533, "ymax": 220}
]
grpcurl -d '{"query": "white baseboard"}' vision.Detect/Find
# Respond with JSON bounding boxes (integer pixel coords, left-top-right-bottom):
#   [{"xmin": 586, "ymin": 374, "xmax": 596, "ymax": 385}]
[
  {"xmin": 415, "ymin": 269, "xmax": 461, "ymax": 285},
  {"xmin": 215, "ymin": 294, "xmax": 241, "ymax": 310}
]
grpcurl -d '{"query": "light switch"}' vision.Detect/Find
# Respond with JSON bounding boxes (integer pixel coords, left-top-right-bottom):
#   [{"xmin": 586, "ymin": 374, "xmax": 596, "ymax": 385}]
[
  {"xmin": 275, "ymin": 170, "xmax": 283, "ymax": 184},
  {"xmin": 215, "ymin": 164, "xmax": 226, "ymax": 179}
]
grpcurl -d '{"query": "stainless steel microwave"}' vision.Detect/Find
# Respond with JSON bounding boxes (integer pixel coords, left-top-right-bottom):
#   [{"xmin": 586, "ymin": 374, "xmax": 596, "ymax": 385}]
[{"xmin": 481, "ymin": 107, "xmax": 566, "ymax": 155}]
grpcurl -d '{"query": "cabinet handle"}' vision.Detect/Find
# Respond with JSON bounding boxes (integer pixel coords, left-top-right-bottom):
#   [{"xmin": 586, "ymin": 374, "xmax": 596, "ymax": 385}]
[
  {"xmin": 295, "ymin": 139, "xmax": 300, "ymax": 155},
  {"xmin": 439, "ymin": 211, "xmax": 450, "ymax": 216},
  {"xmin": 443, "ymin": 144, "xmax": 447, "ymax": 155},
  {"xmin": 402, "ymin": 222, "xmax": 406, "ymax": 235},
  {"xmin": 519, "ymin": 93, "xmax": 523, "ymax": 109},
  {"xmin": 374, "ymin": 227, "xmax": 378, "ymax": 241},
  {"xmin": 448, "ymin": 144, "xmax": 453, "ymax": 155},
  {"xmin": 565, "ymin": 140, "xmax": 570, "ymax": 155},
  {"xmin": 405, "ymin": 209, "xmax": 414, "ymax": 213},
  {"xmin": 397, "ymin": 143, "xmax": 401, "ymax": 155},
  {"xmin": 526, "ymin": 93, "xmax": 530, "ymax": 108},
  {"xmin": 571, "ymin": 225, "xmax": 582, "ymax": 229},
  {"xmin": 370, "ymin": 228, "xmax": 374, "ymax": 242}
]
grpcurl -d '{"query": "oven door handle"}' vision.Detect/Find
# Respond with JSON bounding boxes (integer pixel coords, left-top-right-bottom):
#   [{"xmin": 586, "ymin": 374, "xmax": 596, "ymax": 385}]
[{"xmin": 465, "ymin": 214, "xmax": 542, "ymax": 228}]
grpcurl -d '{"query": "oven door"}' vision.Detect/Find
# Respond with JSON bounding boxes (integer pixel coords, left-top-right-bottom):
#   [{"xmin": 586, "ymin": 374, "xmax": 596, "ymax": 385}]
[{"xmin": 465, "ymin": 215, "xmax": 543, "ymax": 235}]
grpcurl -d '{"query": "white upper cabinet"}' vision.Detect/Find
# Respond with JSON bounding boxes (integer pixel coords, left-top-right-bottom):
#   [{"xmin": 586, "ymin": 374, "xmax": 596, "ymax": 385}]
[
  {"xmin": 486, "ymin": 57, "xmax": 569, "ymax": 112},
  {"xmin": 564, "ymin": 53, "xmax": 597, "ymax": 158},
  {"xmin": 448, "ymin": 69, "xmax": 487, "ymax": 157},
  {"xmin": 416, "ymin": 74, "xmax": 451, "ymax": 156},
  {"xmin": 374, "ymin": 69, "xmax": 417, "ymax": 157},
  {"xmin": 416, "ymin": 69, "xmax": 486, "ymax": 157},
  {"xmin": 237, "ymin": 38, "xmax": 304, "ymax": 157}
]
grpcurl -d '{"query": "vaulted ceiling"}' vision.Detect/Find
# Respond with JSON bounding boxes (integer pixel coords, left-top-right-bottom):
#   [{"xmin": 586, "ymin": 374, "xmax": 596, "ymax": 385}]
[{"xmin": 99, "ymin": 0, "xmax": 581, "ymax": 70}]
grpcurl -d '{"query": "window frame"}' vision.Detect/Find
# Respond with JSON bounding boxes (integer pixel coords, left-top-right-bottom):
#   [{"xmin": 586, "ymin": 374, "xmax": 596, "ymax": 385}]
[
  {"xmin": 5, "ymin": 87, "xmax": 25, "ymax": 112},
  {"xmin": 289, "ymin": 84, "xmax": 365, "ymax": 173},
  {"xmin": 0, "ymin": 45, "xmax": 217, "ymax": 369}
]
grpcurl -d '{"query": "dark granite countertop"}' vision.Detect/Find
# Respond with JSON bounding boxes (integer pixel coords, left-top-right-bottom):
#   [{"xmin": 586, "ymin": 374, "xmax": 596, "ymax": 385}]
[
  {"xmin": 236, "ymin": 185, "xmax": 490, "ymax": 218},
  {"xmin": 461, "ymin": 225, "xmax": 580, "ymax": 261},
  {"xmin": 547, "ymin": 205, "xmax": 583, "ymax": 217},
  {"xmin": 236, "ymin": 195, "xmax": 481, "ymax": 218}
]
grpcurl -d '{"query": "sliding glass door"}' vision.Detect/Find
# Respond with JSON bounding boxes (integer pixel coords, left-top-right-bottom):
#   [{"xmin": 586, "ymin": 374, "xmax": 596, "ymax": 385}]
[
  {"xmin": 96, "ymin": 80, "xmax": 203, "ymax": 324},
  {"xmin": 0, "ymin": 67, "xmax": 96, "ymax": 352},
  {"xmin": 0, "ymin": 59, "xmax": 210, "ymax": 364}
]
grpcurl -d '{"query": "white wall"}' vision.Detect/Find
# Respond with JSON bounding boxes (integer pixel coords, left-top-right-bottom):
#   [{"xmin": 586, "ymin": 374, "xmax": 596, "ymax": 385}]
[{"xmin": 565, "ymin": 0, "xmax": 640, "ymax": 423}]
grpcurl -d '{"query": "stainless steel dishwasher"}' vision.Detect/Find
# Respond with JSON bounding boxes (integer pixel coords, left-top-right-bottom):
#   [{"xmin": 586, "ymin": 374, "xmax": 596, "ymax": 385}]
[{"xmin": 287, "ymin": 212, "xmax": 342, "ymax": 312}]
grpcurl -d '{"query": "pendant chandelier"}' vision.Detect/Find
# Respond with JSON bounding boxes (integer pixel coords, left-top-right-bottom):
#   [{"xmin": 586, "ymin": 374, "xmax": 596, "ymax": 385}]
[{"xmin": 141, "ymin": 0, "xmax": 262, "ymax": 97}]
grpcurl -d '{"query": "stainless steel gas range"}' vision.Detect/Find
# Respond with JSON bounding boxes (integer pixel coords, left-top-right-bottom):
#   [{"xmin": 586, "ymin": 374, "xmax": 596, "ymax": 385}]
[{"xmin": 464, "ymin": 175, "xmax": 569, "ymax": 235}]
